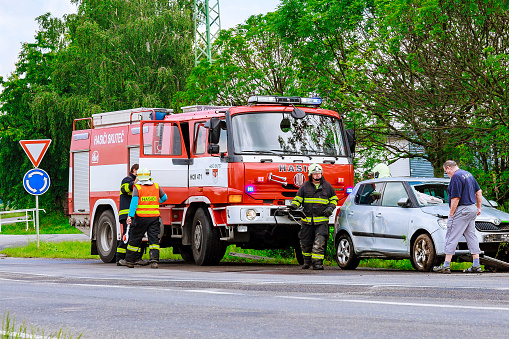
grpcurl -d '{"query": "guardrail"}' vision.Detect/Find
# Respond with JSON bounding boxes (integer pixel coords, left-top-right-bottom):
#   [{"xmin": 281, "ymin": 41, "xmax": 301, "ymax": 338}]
[{"xmin": 0, "ymin": 208, "xmax": 46, "ymax": 233}]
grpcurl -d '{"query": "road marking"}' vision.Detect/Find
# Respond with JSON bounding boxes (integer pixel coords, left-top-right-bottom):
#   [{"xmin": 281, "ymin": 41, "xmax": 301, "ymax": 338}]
[
  {"xmin": 0, "ymin": 330, "xmax": 44, "ymax": 339},
  {"xmin": 185, "ymin": 289, "xmax": 245, "ymax": 295},
  {"xmin": 276, "ymin": 296, "xmax": 509, "ymax": 311}
]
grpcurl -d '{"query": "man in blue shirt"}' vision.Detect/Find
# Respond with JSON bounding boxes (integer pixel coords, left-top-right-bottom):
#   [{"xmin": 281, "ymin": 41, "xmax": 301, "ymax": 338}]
[{"xmin": 433, "ymin": 160, "xmax": 483, "ymax": 273}]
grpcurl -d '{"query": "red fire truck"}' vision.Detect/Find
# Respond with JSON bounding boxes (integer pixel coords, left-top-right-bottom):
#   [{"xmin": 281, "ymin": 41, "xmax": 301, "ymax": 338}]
[{"xmin": 68, "ymin": 96, "xmax": 355, "ymax": 265}]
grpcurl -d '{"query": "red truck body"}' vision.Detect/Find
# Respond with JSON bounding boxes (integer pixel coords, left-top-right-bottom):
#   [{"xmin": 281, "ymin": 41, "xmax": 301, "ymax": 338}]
[{"xmin": 68, "ymin": 97, "xmax": 354, "ymax": 264}]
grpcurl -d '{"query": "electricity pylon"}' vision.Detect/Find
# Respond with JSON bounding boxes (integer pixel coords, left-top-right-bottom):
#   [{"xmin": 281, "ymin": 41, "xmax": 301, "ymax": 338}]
[{"xmin": 194, "ymin": 0, "xmax": 221, "ymax": 65}]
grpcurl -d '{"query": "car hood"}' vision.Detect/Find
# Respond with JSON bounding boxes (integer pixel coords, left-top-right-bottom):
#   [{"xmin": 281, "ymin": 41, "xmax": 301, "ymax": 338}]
[{"xmin": 421, "ymin": 204, "xmax": 509, "ymax": 222}]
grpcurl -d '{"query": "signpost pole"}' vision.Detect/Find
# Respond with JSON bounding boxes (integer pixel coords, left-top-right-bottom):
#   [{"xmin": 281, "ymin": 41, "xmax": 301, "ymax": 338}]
[{"xmin": 36, "ymin": 195, "xmax": 39, "ymax": 249}]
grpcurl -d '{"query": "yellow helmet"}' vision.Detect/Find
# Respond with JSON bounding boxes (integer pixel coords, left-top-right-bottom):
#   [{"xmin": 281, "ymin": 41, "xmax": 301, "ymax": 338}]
[
  {"xmin": 308, "ymin": 163, "xmax": 323, "ymax": 176},
  {"xmin": 137, "ymin": 167, "xmax": 151, "ymax": 183},
  {"xmin": 372, "ymin": 163, "xmax": 391, "ymax": 178}
]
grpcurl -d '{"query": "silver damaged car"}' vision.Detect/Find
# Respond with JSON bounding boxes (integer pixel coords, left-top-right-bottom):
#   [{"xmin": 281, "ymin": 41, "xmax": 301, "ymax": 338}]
[{"xmin": 334, "ymin": 178, "xmax": 509, "ymax": 271}]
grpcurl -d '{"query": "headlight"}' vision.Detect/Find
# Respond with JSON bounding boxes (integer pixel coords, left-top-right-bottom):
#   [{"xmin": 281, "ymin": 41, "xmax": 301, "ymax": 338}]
[
  {"xmin": 246, "ymin": 209, "xmax": 256, "ymax": 221},
  {"xmin": 437, "ymin": 218, "xmax": 448, "ymax": 230}
]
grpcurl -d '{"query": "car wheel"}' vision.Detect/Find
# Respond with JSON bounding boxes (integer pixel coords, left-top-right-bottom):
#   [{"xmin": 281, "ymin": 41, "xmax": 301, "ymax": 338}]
[
  {"xmin": 96, "ymin": 210, "xmax": 117, "ymax": 263},
  {"xmin": 411, "ymin": 234, "xmax": 437, "ymax": 272},
  {"xmin": 335, "ymin": 233, "xmax": 360, "ymax": 270}
]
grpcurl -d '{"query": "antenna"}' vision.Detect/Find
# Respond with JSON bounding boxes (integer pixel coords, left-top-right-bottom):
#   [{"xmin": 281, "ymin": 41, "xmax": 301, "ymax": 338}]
[{"xmin": 194, "ymin": 0, "xmax": 221, "ymax": 65}]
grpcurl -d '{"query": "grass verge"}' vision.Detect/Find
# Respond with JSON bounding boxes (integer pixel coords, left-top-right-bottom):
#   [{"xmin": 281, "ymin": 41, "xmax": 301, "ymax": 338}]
[
  {"xmin": 0, "ymin": 212, "xmax": 81, "ymax": 235},
  {"xmin": 0, "ymin": 241, "xmax": 475, "ymax": 270},
  {"xmin": 2, "ymin": 311, "xmax": 82, "ymax": 338}
]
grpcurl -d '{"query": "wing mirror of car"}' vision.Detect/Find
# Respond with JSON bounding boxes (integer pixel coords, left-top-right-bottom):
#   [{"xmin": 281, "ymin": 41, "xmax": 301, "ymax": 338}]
[
  {"xmin": 489, "ymin": 200, "xmax": 498, "ymax": 207},
  {"xmin": 397, "ymin": 197, "xmax": 410, "ymax": 207}
]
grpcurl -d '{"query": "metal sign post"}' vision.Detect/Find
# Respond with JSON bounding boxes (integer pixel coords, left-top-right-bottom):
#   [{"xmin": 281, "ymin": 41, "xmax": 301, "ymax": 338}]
[{"xmin": 20, "ymin": 139, "xmax": 52, "ymax": 250}]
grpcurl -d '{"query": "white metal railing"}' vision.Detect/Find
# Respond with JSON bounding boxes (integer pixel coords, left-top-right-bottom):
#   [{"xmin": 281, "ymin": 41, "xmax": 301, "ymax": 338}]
[{"xmin": 0, "ymin": 208, "xmax": 46, "ymax": 232}]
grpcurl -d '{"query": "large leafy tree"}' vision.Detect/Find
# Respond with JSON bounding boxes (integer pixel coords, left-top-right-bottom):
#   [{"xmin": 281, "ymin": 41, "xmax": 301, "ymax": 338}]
[
  {"xmin": 0, "ymin": 0, "xmax": 194, "ymax": 211},
  {"xmin": 354, "ymin": 0, "xmax": 509, "ymax": 180},
  {"xmin": 178, "ymin": 12, "xmax": 305, "ymax": 107}
]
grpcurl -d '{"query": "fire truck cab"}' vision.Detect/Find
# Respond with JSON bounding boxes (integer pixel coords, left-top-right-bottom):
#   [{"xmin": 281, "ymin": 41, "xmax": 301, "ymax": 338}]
[{"xmin": 68, "ymin": 96, "xmax": 354, "ymax": 265}]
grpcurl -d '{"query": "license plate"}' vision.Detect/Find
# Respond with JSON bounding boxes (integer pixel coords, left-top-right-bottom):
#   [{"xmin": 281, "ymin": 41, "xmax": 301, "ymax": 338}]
[{"xmin": 483, "ymin": 234, "xmax": 509, "ymax": 242}]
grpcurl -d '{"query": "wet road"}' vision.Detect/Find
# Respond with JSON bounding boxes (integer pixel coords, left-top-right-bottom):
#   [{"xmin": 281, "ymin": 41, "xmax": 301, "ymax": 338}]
[{"xmin": 1, "ymin": 257, "xmax": 508, "ymax": 338}]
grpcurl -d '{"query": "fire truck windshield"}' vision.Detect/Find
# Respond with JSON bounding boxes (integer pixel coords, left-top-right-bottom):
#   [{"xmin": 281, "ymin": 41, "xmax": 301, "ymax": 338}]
[{"xmin": 232, "ymin": 112, "xmax": 347, "ymax": 157}]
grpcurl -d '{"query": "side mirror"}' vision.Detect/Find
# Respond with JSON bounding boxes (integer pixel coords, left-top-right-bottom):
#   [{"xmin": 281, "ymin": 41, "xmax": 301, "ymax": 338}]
[
  {"xmin": 397, "ymin": 197, "xmax": 410, "ymax": 207},
  {"xmin": 208, "ymin": 117, "xmax": 221, "ymax": 144},
  {"xmin": 489, "ymin": 200, "xmax": 499, "ymax": 207},
  {"xmin": 346, "ymin": 129, "xmax": 356, "ymax": 155},
  {"xmin": 291, "ymin": 106, "xmax": 306, "ymax": 119},
  {"xmin": 207, "ymin": 144, "xmax": 220, "ymax": 154}
]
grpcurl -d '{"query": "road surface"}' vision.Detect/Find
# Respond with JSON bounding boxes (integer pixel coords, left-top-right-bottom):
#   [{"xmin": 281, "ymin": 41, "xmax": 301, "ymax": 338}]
[{"xmin": 1, "ymin": 257, "xmax": 508, "ymax": 338}]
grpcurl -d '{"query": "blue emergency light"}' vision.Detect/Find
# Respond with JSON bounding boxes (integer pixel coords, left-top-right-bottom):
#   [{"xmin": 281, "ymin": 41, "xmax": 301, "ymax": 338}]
[
  {"xmin": 248, "ymin": 96, "xmax": 322, "ymax": 106},
  {"xmin": 246, "ymin": 186, "xmax": 255, "ymax": 193}
]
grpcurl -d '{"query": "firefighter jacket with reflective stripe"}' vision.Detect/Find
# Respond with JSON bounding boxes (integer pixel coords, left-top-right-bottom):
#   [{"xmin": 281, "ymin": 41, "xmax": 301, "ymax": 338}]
[
  {"xmin": 291, "ymin": 178, "xmax": 338, "ymax": 224},
  {"xmin": 119, "ymin": 173, "xmax": 136, "ymax": 220},
  {"xmin": 134, "ymin": 183, "xmax": 160, "ymax": 217}
]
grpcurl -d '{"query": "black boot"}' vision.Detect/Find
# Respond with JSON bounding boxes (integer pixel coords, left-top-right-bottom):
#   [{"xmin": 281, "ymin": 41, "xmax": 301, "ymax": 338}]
[
  {"xmin": 302, "ymin": 257, "xmax": 312, "ymax": 269},
  {"xmin": 312, "ymin": 259, "xmax": 324, "ymax": 270}
]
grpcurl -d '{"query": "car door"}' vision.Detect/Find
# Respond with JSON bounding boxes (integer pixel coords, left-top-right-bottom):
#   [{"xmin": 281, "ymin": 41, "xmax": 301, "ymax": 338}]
[
  {"xmin": 373, "ymin": 181, "xmax": 411, "ymax": 254},
  {"xmin": 347, "ymin": 182, "xmax": 385, "ymax": 251}
]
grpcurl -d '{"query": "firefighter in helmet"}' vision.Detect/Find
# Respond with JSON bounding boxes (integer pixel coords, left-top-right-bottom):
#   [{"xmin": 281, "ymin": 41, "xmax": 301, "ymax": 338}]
[
  {"xmin": 119, "ymin": 167, "xmax": 167, "ymax": 269},
  {"xmin": 289, "ymin": 163, "xmax": 338, "ymax": 270},
  {"xmin": 116, "ymin": 164, "xmax": 148, "ymax": 266},
  {"xmin": 370, "ymin": 163, "xmax": 391, "ymax": 179}
]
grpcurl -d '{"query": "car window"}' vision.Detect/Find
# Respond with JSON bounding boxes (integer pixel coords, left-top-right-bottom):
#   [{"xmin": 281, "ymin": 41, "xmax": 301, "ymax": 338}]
[
  {"xmin": 409, "ymin": 182, "xmax": 449, "ymax": 206},
  {"xmin": 355, "ymin": 183, "xmax": 384, "ymax": 205},
  {"xmin": 381, "ymin": 182, "xmax": 409, "ymax": 207}
]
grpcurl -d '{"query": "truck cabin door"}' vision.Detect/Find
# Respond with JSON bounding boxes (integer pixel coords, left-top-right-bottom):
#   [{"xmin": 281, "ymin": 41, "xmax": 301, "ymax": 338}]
[
  {"xmin": 140, "ymin": 121, "xmax": 189, "ymax": 204},
  {"xmin": 189, "ymin": 120, "xmax": 228, "ymax": 189}
]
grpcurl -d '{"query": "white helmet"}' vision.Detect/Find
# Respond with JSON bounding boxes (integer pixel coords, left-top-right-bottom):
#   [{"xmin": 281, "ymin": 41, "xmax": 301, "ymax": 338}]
[
  {"xmin": 137, "ymin": 167, "xmax": 152, "ymax": 185},
  {"xmin": 308, "ymin": 163, "xmax": 323, "ymax": 176}
]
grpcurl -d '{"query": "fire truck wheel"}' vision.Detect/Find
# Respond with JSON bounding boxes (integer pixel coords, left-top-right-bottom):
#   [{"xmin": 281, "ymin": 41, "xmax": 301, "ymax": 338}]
[
  {"xmin": 178, "ymin": 245, "xmax": 195, "ymax": 263},
  {"xmin": 96, "ymin": 210, "xmax": 117, "ymax": 263},
  {"xmin": 192, "ymin": 208, "xmax": 224, "ymax": 266}
]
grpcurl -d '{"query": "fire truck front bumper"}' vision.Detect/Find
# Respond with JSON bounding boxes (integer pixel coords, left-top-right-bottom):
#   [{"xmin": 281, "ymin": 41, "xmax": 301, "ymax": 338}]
[{"xmin": 226, "ymin": 205, "xmax": 306, "ymax": 225}]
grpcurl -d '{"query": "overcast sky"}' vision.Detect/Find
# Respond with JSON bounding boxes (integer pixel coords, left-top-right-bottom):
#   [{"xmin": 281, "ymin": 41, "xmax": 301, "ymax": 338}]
[{"xmin": 0, "ymin": 0, "xmax": 281, "ymax": 82}]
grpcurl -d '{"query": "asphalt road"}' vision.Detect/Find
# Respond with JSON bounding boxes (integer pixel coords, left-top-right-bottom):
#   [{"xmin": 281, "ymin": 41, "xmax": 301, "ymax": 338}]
[{"xmin": 1, "ymin": 257, "xmax": 508, "ymax": 338}]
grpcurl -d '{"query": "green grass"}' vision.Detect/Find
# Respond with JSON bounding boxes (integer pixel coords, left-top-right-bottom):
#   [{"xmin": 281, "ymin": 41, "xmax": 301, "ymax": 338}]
[
  {"xmin": 0, "ymin": 217, "xmax": 477, "ymax": 270},
  {"xmin": 0, "ymin": 241, "xmax": 475, "ymax": 271},
  {"xmin": 0, "ymin": 212, "xmax": 81, "ymax": 235},
  {"xmin": 2, "ymin": 311, "xmax": 82, "ymax": 338}
]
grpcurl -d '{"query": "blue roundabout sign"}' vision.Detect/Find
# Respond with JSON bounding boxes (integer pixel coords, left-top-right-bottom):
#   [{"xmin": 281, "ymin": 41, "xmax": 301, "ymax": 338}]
[{"xmin": 23, "ymin": 168, "xmax": 51, "ymax": 196}]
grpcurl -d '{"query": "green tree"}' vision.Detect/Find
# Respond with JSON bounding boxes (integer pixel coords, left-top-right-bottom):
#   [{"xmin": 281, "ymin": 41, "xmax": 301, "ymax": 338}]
[
  {"xmin": 179, "ymin": 12, "xmax": 305, "ymax": 107},
  {"xmin": 0, "ymin": 0, "xmax": 194, "ymax": 211}
]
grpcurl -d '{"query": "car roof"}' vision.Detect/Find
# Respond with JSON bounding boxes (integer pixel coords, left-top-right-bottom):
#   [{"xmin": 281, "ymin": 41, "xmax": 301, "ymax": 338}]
[{"xmin": 357, "ymin": 177, "xmax": 450, "ymax": 185}]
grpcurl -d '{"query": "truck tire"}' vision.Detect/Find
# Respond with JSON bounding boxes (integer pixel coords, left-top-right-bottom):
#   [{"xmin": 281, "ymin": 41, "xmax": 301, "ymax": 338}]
[
  {"xmin": 191, "ymin": 208, "xmax": 224, "ymax": 266},
  {"xmin": 410, "ymin": 233, "xmax": 437, "ymax": 272},
  {"xmin": 96, "ymin": 210, "xmax": 117, "ymax": 263},
  {"xmin": 179, "ymin": 245, "xmax": 195, "ymax": 263}
]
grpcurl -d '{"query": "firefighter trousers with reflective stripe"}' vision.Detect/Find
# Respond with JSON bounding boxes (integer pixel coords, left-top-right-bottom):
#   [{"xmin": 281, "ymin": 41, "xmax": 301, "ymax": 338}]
[
  {"xmin": 116, "ymin": 219, "xmax": 142, "ymax": 262},
  {"xmin": 298, "ymin": 221, "xmax": 329, "ymax": 265},
  {"xmin": 125, "ymin": 216, "xmax": 160, "ymax": 263}
]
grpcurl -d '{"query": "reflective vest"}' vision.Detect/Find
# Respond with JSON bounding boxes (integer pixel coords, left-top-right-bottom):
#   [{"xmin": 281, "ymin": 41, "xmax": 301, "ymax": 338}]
[{"xmin": 135, "ymin": 183, "xmax": 160, "ymax": 217}]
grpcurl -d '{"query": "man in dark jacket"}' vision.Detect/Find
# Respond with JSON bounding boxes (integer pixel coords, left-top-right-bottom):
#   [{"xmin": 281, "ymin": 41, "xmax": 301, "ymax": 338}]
[
  {"xmin": 116, "ymin": 164, "xmax": 146, "ymax": 265},
  {"xmin": 290, "ymin": 163, "xmax": 338, "ymax": 270}
]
